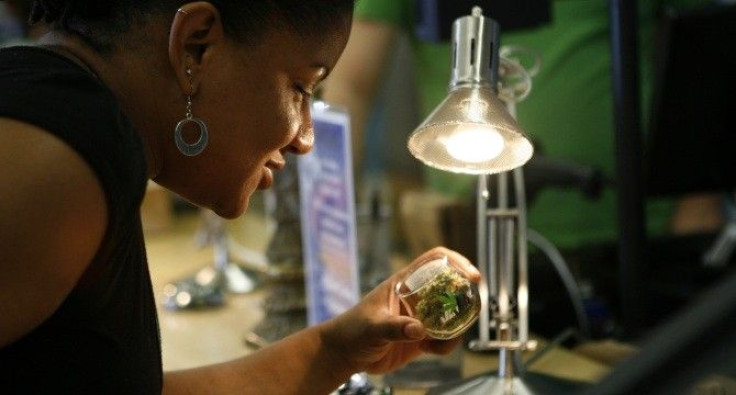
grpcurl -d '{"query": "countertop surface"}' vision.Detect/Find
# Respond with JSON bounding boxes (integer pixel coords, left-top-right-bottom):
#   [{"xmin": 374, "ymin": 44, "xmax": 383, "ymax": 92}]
[
  {"xmin": 146, "ymin": 210, "xmax": 611, "ymax": 394},
  {"xmin": 147, "ymin": 212, "xmax": 268, "ymax": 371}
]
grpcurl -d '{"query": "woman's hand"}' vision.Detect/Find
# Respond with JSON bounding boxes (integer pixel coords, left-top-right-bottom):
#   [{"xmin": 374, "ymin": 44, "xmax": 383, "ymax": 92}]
[{"xmin": 319, "ymin": 247, "xmax": 480, "ymax": 375}]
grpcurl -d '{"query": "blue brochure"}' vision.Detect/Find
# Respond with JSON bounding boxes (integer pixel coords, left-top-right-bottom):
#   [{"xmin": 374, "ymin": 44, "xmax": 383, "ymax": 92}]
[{"xmin": 298, "ymin": 102, "xmax": 360, "ymax": 326}]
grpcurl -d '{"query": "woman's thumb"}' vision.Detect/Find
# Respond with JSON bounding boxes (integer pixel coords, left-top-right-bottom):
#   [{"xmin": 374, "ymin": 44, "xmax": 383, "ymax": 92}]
[{"xmin": 377, "ymin": 317, "xmax": 426, "ymax": 341}]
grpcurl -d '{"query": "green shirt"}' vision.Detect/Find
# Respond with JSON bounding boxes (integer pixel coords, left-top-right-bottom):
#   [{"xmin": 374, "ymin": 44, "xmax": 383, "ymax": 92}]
[{"xmin": 354, "ymin": 0, "xmax": 709, "ymax": 250}]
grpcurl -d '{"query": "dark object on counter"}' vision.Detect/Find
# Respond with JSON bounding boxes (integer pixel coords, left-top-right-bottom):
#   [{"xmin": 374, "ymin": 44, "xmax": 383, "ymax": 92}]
[{"xmin": 578, "ymin": 266, "xmax": 736, "ymax": 395}]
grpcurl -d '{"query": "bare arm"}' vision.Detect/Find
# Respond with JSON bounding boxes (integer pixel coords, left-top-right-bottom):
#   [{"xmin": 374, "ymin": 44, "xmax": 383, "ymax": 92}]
[
  {"xmin": 0, "ymin": 118, "xmax": 107, "ymax": 347},
  {"xmin": 669, "ymin": 193, "xmax": 725, "ymax": 235},
  {"xmin": 321, "ymin": 19, "xmax": 400, "ymax": 178},
  {"xmin": 163, "ymin": 247, "xmax": 479, "ymax": 395},
  {"xmin": 162, "ymin": 324, "xmax": 353, "ymax": 395}
]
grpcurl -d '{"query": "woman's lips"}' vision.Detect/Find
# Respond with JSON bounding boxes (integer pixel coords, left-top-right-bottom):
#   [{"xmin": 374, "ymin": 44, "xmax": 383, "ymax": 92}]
[
  {"xmin": 267, "ymin": 160, "xmax": 286, "ymax": 172},
  {"xmin": 258, "ymin": 160, "xmax": 285, "ymax": 190},
  {"xmin": 258, "ymin": 167, "xmax": 273, "ymax": 190}
]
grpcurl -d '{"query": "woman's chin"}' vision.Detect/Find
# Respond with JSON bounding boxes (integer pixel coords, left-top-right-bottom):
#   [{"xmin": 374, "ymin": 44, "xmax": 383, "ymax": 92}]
[{"xmin": 211, "ymin": 197, "xmax": 249, "ymax": 219}]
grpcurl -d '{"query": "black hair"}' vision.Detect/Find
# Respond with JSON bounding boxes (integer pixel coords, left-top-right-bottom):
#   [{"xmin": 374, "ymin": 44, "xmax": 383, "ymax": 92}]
[
  {"xmin": 28, "ymin": 0, "xmax": 355, "ymax": 51},
  {"xmin": 6, "ymin": 1, "xmax": 35, "ymax": 21}
]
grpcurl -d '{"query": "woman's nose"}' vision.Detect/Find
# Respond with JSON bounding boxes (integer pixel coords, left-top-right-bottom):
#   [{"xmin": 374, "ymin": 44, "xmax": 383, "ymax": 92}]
[
  {"xmin": 286, "ymin": 112, "xmax": 314, "ymax": 155},
  {"xmin": 286, "ymin": 102, "xmax": 315, "ymax": 155},
  {"xmin": 289, "ymin": 123, "xmax": 314, "ymax": 155}
]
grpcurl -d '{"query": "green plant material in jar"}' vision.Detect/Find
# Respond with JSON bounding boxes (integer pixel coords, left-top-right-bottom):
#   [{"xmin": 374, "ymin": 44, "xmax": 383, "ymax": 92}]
[{"xmin": 414, "ymin": 268, "xmax": 480, "ymax": 339}]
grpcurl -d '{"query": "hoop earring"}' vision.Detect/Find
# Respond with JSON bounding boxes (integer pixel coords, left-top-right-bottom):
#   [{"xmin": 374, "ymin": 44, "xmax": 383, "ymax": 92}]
[{"xmin": 175, "ymin": 68, "xmax": 208, "ymax": 156}]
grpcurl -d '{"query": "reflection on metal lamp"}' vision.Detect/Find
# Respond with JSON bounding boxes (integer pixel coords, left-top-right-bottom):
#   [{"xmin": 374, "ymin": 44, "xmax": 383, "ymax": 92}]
[
  {"xmin": 408, "ymin": 7, "xmax": 583, "ymax": 395},
  {"xmin": 407, "ymin": 7, "xmax": 533, "ymax": 175}
]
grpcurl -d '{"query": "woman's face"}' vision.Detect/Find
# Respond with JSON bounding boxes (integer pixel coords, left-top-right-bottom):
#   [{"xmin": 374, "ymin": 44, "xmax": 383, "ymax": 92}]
[{"xmin": 177, "ymin": 17, "xmax": 351, "ymax": 218}]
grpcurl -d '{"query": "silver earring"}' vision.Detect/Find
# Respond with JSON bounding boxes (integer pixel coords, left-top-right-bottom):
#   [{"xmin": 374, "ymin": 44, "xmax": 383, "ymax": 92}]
[{"xmin": 175, "ymin": 68, "xmax": 208, "ymax": 156}]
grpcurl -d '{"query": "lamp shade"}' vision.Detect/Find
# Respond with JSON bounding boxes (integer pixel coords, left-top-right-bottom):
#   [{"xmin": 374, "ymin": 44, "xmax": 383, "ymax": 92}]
[
  {"xmin": 407, "ymin": 6, "xmax": 534, "ymax": 175},
  {"xmin": 407, "ymin": 85, "xmax": 533, "ymax": 175}
]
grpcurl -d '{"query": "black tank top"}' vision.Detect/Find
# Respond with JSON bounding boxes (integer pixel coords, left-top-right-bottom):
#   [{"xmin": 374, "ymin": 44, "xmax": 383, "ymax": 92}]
[{"xmin": 0, "ymin": 46, "xmax": 162, "ymax": 394}]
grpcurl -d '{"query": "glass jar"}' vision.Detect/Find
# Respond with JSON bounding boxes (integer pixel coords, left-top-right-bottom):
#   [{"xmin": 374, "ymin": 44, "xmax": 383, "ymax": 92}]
[{"xmin": 395, "ymin": 255, "xmax": 480, "ymax": 340}]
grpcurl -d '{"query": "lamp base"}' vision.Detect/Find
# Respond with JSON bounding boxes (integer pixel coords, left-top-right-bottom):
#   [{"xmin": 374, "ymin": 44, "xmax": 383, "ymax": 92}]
[
  {"xmin": 383, "ymin": 359, "xmax": 462, "ymax": 388},
  {"xmin": 427, "ymin": 371, "xmax": 589, "ymax": 395}
]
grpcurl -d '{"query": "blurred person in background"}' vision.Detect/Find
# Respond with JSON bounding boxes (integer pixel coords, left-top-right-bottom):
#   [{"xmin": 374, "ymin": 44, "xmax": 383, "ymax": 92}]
[
  {"xmin": 0, "ymin": 0, "xmax": 45, "ymax": 45},
  {"xmin": 322, "ymin": 0, "xmax": 719, "ymax": 338}
]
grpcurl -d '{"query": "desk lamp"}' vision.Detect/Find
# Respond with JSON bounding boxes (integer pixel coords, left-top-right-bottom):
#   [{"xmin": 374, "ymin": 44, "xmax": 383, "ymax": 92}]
[{"xmin": 409, "ymin": 7, "xmax": 582, "ymax": 394}]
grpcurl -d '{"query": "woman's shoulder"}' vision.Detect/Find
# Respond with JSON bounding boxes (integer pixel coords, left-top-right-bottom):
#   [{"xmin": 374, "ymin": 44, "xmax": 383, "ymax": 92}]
[
  {"xmin": 0, "ymin": 45, "xmax": 121, "ymax": 121},
  {"xmin": 0, "ymin": 116, "xmax": 108, "ymax": 348},
  {"xmin": 0, "ymin": 45, "xmax": 148, "ymax": 211},
  {"xmin": 0, "ymin": 46, "xmax": 122, "ymax": 136}
]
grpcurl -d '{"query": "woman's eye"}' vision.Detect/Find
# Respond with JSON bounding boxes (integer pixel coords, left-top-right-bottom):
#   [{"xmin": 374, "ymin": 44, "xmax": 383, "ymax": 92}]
[{"xmin": 295, "ymin": 84, "xmax": 313, "ymax": 98}]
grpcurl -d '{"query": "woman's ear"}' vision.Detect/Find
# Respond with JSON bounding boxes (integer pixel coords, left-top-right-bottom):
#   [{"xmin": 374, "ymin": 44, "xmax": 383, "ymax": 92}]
[{"xmin": 168, "ymin": 1, "xmax": 225, "ymax": 95}]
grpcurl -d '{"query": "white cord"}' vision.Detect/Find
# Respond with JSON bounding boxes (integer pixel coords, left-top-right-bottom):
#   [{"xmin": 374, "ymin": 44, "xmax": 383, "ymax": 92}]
[
  {"xmin": 496, "ymin": 46, "xmax": 591, "ymax": 338},
  {"xmin": 498, "ymin": 45, "xmax": 542, "ymax": 104}
]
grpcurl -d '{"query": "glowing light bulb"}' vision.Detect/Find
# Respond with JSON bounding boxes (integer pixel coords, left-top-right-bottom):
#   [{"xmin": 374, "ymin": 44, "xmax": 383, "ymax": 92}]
[
  {"xmin": 445, "ymin": 126, "xmax": 505, "ymax": 163},
  {"xmin": 463, "ymin": 97, "xmax": 488, "ymax": 122}
]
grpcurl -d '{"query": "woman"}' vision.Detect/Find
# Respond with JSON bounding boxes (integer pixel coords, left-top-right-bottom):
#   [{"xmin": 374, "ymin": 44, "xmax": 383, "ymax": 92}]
[{"xmin": 0, "ymin": 1, "xmax": 478, "ymax": 393}]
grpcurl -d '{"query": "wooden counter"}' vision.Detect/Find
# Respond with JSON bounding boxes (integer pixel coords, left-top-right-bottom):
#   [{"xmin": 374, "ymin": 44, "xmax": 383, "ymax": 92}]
[{"xmin": 147, "ymin": 212, "xmax": 266, "ymax": 371}]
